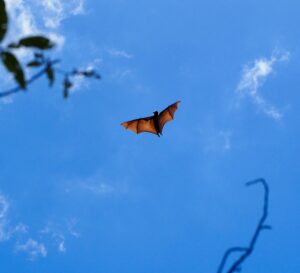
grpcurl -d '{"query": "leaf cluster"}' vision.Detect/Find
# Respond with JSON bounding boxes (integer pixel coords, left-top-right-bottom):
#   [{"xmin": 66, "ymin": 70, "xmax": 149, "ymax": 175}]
[{"xmin": 0, "ymin": 0, "xmax": 100, "ymax": 99}]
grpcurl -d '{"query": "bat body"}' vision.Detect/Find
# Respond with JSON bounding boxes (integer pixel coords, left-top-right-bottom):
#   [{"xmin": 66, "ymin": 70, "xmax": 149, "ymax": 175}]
[{"xmin": 121, "ymin": 101, "xmax": 180, "ymax": 136}]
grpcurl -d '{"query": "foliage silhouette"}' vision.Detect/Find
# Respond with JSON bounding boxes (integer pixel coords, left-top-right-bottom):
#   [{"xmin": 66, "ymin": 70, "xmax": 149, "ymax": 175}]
[{"xmin": 0, "ymin": 0, "xmax": 100, "ymax": 99}]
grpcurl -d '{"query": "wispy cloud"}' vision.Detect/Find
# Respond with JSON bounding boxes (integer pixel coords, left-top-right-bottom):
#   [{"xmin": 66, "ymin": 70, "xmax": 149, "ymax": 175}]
[
  {"xmin": 40, "ymin": 0, "xmax": 85, "ymax": 29},
  {"xmin": 71, "ymin": 58, "xmax": 103, "ymax": 92},
  {"xmin": 65, "ymin": 171, "xmax": 129, "ymax": 197},
  {"xmin": 4, "ymin": 0, "xmax": 87, "ymax": 50},
  {"xmin": 236, "ymin": 50, "xmax": 290, "ymax": 120},
  {"xmin": 203, "ymin": 130, "xmax": 232, "ymax": 153},
  {"xmin": 15, "ymin": 238, "xmax": 47, "ymax": 260},
  {"xmin": 40, "ymin": 222, "xmax": 67, "ymax": 253},
  {"xmin": 13, "ymin": 223, "xmax": 28, "ymax": 234},
  {"xmin": 67, "ymin": 218, "xmax": 80, "ymax": 238},
  {"xmin": 110, "ymin": 68, "xmax": 133, "ymax": 81},
  {"xmin": 82, "ymin": 183, "xmax": 115, "ymax": 195},
  {"xmin": 0, "ymin": 194, "xmax": 9, "ymax": 219},
  {"xmin": 79, "ymin": 178, "xmax": 117, "ymax": 196},
  {"xmin": 5, "ymin": 0, "xmax": 38, "ymax": 36},
  {"xmin": 0, "ymin": 190, "xmax": 79, "ymax": 259},
  {"xmin": 107, "ymin": 48, "xmax": 133, "ymax": 59},
  {"xmin": 220, "ymin": 130, "xmax": 232, "ymax": 151},
  {"xmin": 0, "ymin": 193, "xmax": 29, "ymax": 242},
  {"xmin": 0, "ymin": 97, "xmax": 14, "ymax": 105},
  {"xmin": 58, "ymin": 240, "xmax": 66, "ymax": 253},
  {"xmin": 5, "ymin": 0, "xmax": 62, "ymax": 49},
  {"xmin": 39, "ymin": 218, "xmax": 81, "ymax": 254},
  {"xmin": 0, "ymin": 194, "xmax": 10, "ymax": 241},
  {"xmin": 82, "ymin": 176, "xmax": 128, "ymax": 197}
]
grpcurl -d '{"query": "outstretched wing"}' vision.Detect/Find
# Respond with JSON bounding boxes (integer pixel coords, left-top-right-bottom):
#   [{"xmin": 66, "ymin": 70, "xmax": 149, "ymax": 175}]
[
  {"xmin": 158, "ymin": 101, "xmax": 180, "ymax": 133},
  {"xmin": 121, "ymin": 116, "xmax": 158, "ymax": 135}
]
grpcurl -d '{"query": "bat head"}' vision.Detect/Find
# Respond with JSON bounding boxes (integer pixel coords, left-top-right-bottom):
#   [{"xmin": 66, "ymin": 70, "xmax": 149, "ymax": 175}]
[{"xmin": 153, "ymin": 111, "xmax": 159, "ymax": 116}]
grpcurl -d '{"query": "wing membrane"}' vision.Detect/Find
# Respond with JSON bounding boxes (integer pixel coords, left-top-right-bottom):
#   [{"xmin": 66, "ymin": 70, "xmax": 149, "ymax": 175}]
[
  {"xmin": 158, "ymin": 101, "xmax": 180, "ymax": 132},
  {"xmin": 121, "ymin": 116, "xmax": 157, "ymax": 135}
]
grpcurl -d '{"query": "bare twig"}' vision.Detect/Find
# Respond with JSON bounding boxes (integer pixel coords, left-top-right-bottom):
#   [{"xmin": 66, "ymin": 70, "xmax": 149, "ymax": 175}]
[
  {"xmin": 216, "ymin": 178, "xmax": 270, "ymax": 273},
  {"xmin": 0, "ymin": 59, "xmax": 60, "ymax": 98}
]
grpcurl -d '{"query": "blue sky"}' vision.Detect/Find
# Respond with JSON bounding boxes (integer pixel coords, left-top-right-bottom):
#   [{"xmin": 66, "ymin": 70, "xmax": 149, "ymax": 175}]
[{"xmin": 1, "ymin": 0, "xmax": 300, "ymax": 272}]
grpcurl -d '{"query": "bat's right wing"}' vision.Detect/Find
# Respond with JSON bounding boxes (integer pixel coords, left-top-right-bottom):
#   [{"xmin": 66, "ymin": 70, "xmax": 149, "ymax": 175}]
[
  {"xmin": 121, "ymin": 116, "xmax": 158, "ymax": 135},
  {"xmin": 158, "ymin": 101, "xmax": 180, "ymax": 133}
]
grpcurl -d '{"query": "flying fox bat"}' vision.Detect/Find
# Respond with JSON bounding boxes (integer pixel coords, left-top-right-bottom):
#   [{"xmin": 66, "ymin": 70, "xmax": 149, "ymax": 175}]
[{"xmin": 121, "ymin": 101, "xmax": 180, "ymax": 136}]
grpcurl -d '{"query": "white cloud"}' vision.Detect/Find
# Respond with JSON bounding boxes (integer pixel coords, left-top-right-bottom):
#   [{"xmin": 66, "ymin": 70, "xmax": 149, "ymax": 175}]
[
  {"xmin": 65, "ymin": 171, "xmax": 129, "ymax": 198},
  {"xmin": 111, "ymin": 68, "xmax": 132, "ymax": 81},
  {"xmin": 40, "ymin": 0, "xmax": 64, "ymax": 28},
  {"xmin": 82, "ymin": 183, "xmax": 115, "ymax": 195},
  {"xmin": 0, "ymin": 97, "xmax": 14, "ymax": 105},
  {"xmin": 0, "ymin": 193, "xmax": 46, "ymax": 259},
  {"xmin": 39, "ymin": 218, "xmax": 81, "ymax": 253},
  {"xmin": 203, "ymin": 130, "xmax": 232, "ymax": 153},
  {"xmin": 3, "ymin": 0, "xmax": 66, "ymax": 59},
  {"xmin": 0, "ymin": 195, "xmax": 9, "ymax": 219},
  {"xmin": 13, "ymin": 223, "xmax": 28, "ymax": 234},
  {"xmin": 40, "ymin": 0, "xmax": 85, "ymax": 29},
  {"xmin": 40, "ymin": 223, "xmax": 66, "ymax": 253},
  {"xmin": 15, "ymin": 238, "xmax": 47, "ymax": 260},
  {"xmin": 71, "ymin": 58, "xmax": 102, "ymax": 92},
  {"xmin": 0, "ymin": 191, "xmax": 79, "ymax": 259},
  {"xmin": 5, "ymin": 0, "xmax": 39, "ymax": 40},
  {"xmin": 67, "ymin": 218, "xmax": 80, "ymax": 238},
  {"xmin": 0, "ymin": 194, "xmax": 29, "ymax": 242},
  {"xmin": 58, "ymin": 240, "xmax": 66, "ymax": 253},
  {"xmin": 79, "ymin": 174, "xmax": 117, "ymax": 196},
  {"xmin": 71, "ymin": 0, "xmax": 85, "ymax": 15},
  {"xmin": 107, "ymin": 48, "xmax": 133, "ymax": 59},
  {"xmin": 4, "ymin": 0, "xmax": 85, "ymax": 49},
  {"xmin": 220, "ymin": 131, "xmax": 231, "ymax": 151},
  {"xmin": 0, "ymin": 194, "xmax": 10, "ymax": 241},
  {"xmin": 236, "ymin": 50, "xmax": 290, "ymax": 120}
]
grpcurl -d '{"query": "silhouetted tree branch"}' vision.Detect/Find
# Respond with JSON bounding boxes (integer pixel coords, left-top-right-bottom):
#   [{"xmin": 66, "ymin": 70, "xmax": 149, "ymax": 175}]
[
  {"xmin": 0, "ymin": 0, "xmax": 100, "ymax": 99},
  {"xmin": 216, "ymin": 178, "xmax": 270, "ymax": 273},
  {"xmin": 0, "ymin": 59, "xmax": 59, "ymax": 98}
]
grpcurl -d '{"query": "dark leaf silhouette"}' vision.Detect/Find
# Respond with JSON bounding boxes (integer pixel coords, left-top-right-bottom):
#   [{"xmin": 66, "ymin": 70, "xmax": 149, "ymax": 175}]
[
  {"xmin": 8, "ymin": 36, "xmax": 54, "ymax": 50},
  {"xmin": 34, "ymin": 52, "xmax": 44, "ymax": 59},
  {"xmin": 0, "ymin": 0, "xmax": 8, "ymax": 42},
  {"xmin": 1, "ymin": 51, "xmax": 26, "ymax": 89},
  {"xmin": 46, "ymin": 65, "xmax": 54, "ymax": 86},
  {"xmin": 27, "ymin": 60, "xmax": 43, "ymax": 67},
  {"xmin": 63, "ymin": 77, "xmax": 72, "ymax": 98},
  {"xmin": 121, "ymin": 101, "xmax": 180, "ymax": 136},
  {"xmin": 73, "ymin": 69, "xmax": 101, "ymax": 79}
]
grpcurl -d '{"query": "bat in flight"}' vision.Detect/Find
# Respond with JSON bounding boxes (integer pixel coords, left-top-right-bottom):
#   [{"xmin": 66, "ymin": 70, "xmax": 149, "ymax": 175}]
[{"xmin": 121, "ymin": 101, "xmax": 180, "ymax": 137}]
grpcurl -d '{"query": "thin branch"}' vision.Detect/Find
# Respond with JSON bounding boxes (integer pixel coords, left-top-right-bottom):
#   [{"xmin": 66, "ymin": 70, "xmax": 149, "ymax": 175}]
[
  {"xmin": 216, "ymin": 178, "xmax": 270, "ymax": 273},
  {"xmin": 217, "ymin": 247, "xmax": 248, "ymax": 273},
  {"xmin": 0, "ymin": 59, "xmax": 60, "ymax": 98}
]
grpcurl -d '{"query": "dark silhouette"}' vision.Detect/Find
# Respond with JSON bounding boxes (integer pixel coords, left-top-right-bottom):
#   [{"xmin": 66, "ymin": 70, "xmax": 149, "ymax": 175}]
[
  {"xmin": 216, "ymin": 178, "xmax": 270, "ymax": 273},
  {"xmin": 0, "ymin": 0, "xmax": 100, "ymax": 99},
  {"xmin": 121, "ymin": 101, "xmax": 180, "ymax": 137}
]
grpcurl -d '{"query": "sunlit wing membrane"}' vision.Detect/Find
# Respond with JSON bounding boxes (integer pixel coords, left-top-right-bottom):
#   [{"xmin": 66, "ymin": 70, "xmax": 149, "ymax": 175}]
[
  {"xmin": 121, "ymin": 119, "xmax": 139, "ymax": 133},
  {"xmin": 158, "ymin": 101, "xmax": 180, "ymax": 132},
  {"xmin": 136, "ymin": 118, "xmax": 157, "ymax": 134},
  {"xmin": 121, "ymin": 117, "xmax": 157, "ymax": 135}
]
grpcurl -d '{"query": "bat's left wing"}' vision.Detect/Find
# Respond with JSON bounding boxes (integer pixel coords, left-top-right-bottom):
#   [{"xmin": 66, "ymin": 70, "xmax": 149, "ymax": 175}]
[
  {"xmin": 158, "ymin": 101, "xmax": 180, "ymax": 133},
  {"xmin": 121, "ymin": 116, "xmax": 158, "ymax": 135}
]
